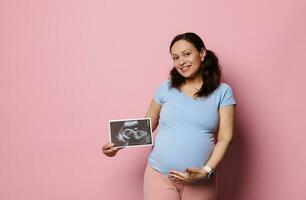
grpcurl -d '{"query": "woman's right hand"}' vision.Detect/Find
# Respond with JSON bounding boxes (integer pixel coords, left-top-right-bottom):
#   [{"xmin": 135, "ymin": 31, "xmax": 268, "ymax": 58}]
[{"xmin": 102, "ymin": 143, "xmax": 122, "ymax": 157}]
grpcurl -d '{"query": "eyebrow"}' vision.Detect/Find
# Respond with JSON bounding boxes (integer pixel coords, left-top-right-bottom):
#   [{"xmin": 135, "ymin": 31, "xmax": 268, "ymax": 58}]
[{"xmin": 171, "ymin": 49, "xmax": 192, "ymax": 56}]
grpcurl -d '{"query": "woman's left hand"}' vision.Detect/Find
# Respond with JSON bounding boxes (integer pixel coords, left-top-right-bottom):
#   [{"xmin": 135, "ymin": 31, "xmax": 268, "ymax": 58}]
[{"xmin": 168, "ymin": 167, "xmax": 208, "ymax": 185}]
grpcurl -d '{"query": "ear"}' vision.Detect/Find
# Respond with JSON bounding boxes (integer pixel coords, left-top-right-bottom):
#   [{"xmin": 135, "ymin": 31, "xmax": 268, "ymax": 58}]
[{"xmin": 200, "ymin": 48, "xmax": 207, "ymax": 60}]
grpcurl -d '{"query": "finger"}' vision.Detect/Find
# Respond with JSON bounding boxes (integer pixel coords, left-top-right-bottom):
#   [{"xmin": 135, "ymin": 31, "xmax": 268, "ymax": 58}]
[
  {"xmin": 186, "ymin": 168, "xmax": 200, "ymax": 173},
  {"xmin": 169, "ymin": 173, "xmax": 187, "ymax": 181},
  {"xmin": 169, "ymin": 171, "xmax": 188, "ymax": 179},
  {"xmin": 102, "ymin": 143, "xmax": 115, "ymax": 150},
  {"xmin": 112, "ymin": 147, "xmax": 119, "ymax": 151},
  {"xmin": 103, "ymin": 147, "xmax": 118, "ymax": 154},
  {"xmin": 169, "ymin": 175, "xmax": 184, "ymax": 182},
  {"xmin": 171, "ymin": 174, "xmax": 199, "ymax": 184},
  {"xmin": 103, "ymin": 148, "xmax": 116, "ymax": 155},
  {"xmin": 106, "ymin": 152, "xmax": 117, "ymax": 157},
  {"xmin": 105, "ymin": 151, "xmax": 115, "ymax": 155},
  {"xmin": 169, "ymin": 176, "xmax": 188, "ymax": 184},
  {"xmin": 171, "ymin": 178, "xmax": 187, "ymax": 184}
]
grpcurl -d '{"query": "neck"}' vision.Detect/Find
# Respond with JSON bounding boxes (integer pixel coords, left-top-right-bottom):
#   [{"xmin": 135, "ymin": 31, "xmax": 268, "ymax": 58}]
[{"xmin": 185, "ymin": 73, "xmax": 203, "ymax": 88}]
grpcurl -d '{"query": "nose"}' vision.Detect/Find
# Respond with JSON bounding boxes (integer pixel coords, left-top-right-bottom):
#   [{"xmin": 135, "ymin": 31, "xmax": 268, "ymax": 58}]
[{"xmin": 178, "ymin": 57, "xmax": 186, "ymax": 66}]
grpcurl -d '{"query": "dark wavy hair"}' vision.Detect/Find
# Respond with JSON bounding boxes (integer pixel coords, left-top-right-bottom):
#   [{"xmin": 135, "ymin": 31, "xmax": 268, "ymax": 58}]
[{"xmin": 169, "ymin": 32, "xmax": 221, "ymax": 98}]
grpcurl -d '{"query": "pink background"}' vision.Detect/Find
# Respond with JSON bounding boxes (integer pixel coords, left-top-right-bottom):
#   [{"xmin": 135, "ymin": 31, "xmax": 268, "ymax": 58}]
[{"xmin": 1, "ymin": 0, "xmax": 306, "ymax": 199}]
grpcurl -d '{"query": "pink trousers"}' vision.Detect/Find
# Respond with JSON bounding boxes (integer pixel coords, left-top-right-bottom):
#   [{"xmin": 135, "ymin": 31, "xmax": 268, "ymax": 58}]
[{"xmin": 143, "ymin": 164, "xmax": 217, "ymax": 200}]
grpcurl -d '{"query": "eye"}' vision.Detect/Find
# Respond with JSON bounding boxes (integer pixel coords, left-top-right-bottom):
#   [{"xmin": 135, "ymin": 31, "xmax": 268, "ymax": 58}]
[
  {"xmin": 184, "ymin": 52, "xmax": 191, "ymax": 57},
  {"xmin": 172, "ymin": 56, "xmax": 178, "ymax": 60}
]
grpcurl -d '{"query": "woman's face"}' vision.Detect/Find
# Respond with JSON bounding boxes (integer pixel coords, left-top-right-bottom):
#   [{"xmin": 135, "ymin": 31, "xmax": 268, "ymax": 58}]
[{"xmin": 170, "ymin": 40, "xmax": 206, "ymax": 79}]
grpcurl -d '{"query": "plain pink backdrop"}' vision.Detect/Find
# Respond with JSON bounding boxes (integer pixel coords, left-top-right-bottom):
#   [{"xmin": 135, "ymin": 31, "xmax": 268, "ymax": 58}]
[{"xmin": 1, "ymin": 0, "xmax": 306, "ymax": 199}]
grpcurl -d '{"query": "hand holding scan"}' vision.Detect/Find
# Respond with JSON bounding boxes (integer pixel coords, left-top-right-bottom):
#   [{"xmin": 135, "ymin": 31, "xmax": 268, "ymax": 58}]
[{"xmin": 102, "ymin": 143, "xmax": 124, "ymax": 157}]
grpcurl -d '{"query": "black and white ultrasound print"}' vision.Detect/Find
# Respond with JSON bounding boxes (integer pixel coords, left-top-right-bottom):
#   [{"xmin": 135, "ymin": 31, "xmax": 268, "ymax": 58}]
[{"xmin": 109, "ymin": 118, "xmax": 153, "ymax": 148}]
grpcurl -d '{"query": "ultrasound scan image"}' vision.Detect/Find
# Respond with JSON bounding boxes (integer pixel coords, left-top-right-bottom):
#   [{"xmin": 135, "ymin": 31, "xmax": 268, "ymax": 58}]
[{"xmin": 109, "ymin": 119, "xmax": 152, "ymax": 147}]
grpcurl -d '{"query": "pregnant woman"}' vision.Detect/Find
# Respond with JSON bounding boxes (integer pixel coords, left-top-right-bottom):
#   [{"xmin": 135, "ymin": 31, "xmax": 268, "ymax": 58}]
[{"xmin": 102, "ymin": 32, "xmax": 236, "ymax": 200}]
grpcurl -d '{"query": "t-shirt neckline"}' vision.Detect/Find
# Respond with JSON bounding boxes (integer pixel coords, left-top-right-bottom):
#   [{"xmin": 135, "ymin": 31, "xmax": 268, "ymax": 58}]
[{"xmin": 174, "ymin": 88, "xmax": 202, "ymax": 101}]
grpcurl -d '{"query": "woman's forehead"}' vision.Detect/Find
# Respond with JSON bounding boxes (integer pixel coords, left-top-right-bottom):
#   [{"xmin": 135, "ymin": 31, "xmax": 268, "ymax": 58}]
[{"xmin": 171, "ymin": 40, "xmax": 196, "ymax": 54}]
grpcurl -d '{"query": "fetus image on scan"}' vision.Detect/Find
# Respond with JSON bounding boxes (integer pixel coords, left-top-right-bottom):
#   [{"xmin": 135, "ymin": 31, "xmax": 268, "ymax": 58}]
[{"xmin": 116, "ymin": 120, "xmax": 151, "ymax": 146}]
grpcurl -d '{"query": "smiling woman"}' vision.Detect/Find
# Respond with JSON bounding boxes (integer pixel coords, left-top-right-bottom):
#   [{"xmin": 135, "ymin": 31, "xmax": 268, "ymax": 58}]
[
  {"xmin": 169, "ymin": 33, "xmax": 221, "ymax": 98},
  {"xmin": 102, "ymin": 32, "xmax": 236, "ymax": 200}
]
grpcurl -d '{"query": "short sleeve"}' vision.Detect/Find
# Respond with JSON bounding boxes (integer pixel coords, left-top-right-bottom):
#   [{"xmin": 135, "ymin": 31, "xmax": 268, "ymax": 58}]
[
  {"xmin": 219, "ymin": 83, "xmax": 236, "ymax": 108},
  {"xmin": 153, "ymin": 80, "xmax": 169, "ymax": 105}
]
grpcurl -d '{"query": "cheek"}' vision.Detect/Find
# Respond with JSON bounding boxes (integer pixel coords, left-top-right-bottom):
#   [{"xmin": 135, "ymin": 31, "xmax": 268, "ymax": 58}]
[
  {"xmin": 191, "ymin": 55, "xmax": 200, "ymax": 64},
  {"xmin": 192, "ymin": 58, "xmax": 201, "ymax": 68},
  {"xmin": 173, "ymin": 63, "xmax": 180, "ymax": 69}
]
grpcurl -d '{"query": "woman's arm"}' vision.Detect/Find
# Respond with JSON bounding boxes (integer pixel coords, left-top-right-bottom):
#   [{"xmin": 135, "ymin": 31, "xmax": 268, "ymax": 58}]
[
  {"xmin": 205, "ymin": 105, "xmax": 236, "ymax": 170},
  {"xmin": 145, "ymin": 99, "xmax": 161, "ymax": 132}
]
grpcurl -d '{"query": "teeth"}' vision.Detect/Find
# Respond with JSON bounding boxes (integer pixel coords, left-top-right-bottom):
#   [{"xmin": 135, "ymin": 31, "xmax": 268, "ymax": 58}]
[{"xmin": 181, "ymin": 66, "xmax": 190, "ymax": 70}]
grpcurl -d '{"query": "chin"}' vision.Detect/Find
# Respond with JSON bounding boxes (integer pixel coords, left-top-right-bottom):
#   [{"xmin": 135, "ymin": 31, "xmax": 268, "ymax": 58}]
[
  {"xmin": 179, "ymin": 71, "xmax": 197, "ymax": 79},
  {"xmin": 181, "ymin": 74, "xmax": 192, "ymax": 79}
]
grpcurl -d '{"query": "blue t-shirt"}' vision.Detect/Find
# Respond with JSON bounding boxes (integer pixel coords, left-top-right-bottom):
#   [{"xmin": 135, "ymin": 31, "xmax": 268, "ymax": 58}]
[{"xmin": 147, "ymin": 80, "xmax": 236, "ymax": 175}]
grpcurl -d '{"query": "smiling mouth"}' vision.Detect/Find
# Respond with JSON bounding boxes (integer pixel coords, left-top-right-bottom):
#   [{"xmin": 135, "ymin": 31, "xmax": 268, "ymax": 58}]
[{"xmin": 180, "ymin": 65, "xmax": 191, "ymax": 72}]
